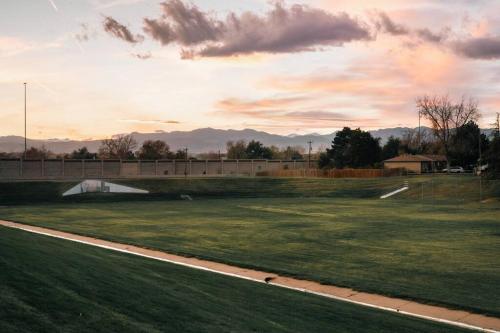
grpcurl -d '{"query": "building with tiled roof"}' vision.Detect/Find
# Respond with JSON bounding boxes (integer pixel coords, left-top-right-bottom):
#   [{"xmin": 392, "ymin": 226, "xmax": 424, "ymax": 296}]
[{"xmin": 384, "ymin": 154, "xmax": 447, "ymax": 174}]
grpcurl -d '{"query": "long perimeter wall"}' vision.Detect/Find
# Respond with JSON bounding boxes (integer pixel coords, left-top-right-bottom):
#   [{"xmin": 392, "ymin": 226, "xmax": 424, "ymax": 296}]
[{"xmin": 0, "ymin": 159, "xmax": 315, "ymax": 180}]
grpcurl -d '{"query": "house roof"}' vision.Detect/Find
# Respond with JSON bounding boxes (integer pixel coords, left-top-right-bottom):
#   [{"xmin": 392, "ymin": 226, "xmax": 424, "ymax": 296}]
[{"xmin": 384, "ymin": 154, "xmax": 447, "ymax": 163}]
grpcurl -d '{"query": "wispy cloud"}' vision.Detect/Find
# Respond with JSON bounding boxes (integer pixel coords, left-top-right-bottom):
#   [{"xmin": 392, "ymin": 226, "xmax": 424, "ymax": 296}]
[
  {"xmin": 131, "ymin": 51, "xmax": 152, "ymax": 60},
  {"xmin": 373, "ymin": 11, "xmax": 500, "ymax": 59},
  {"xmin": 47, "ymin": 0, "xmax": 58, "ymax": 12},
  {"xmin": 119, "ymin": 119, "xmax": 180, "ymax": 124},
  {"xmin": 216, "ymin": 97, "xmax": 309, "ymax": 113},
  {"xmin": 373, "ymin": 11, "xmax": 448, "ymax": 44},
  {"xmin": 214, "ymin": 96, "xmax": 377, "ymax": 128},
  {"xmin": 0, "ymin": 36, "xmax": 62, "ymax": 57},
  {"xmin": 92, "ymin": 0, "xmax": 146, "ymax": 10},
  {"xmin": 375, "ymin": 11, "xmax": 408, "ymax": 35},
  {"xmin": 75, "ymin": 23, "xmax": 91, "ymax": 42},
  {"xmin": 103, "ymin": 16, "xmax": 144, "ymax": 44}
]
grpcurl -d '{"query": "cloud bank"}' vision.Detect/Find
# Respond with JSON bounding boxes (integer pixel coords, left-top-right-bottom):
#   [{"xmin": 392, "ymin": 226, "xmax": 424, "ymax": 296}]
[
  {"xmin": 141, "ymin": 0, "xmax": 371, "ymax": 58},
  {"xmin": 102, "ymin": 2, "xmax": 500, "ymax": 61},
  {"xmin": 374, "ymin": 11, "xmax": 500, "ymax": 59},
  {"xmin": 452, "ymin": 37, "xmax": 500, "ymax": 59}
]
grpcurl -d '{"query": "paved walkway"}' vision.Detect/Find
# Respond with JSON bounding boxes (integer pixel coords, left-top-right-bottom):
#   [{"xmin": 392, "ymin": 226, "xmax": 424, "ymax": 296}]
[{"xmin": 1, "ymin": 219, "xmax": 499, "ymax": 333}]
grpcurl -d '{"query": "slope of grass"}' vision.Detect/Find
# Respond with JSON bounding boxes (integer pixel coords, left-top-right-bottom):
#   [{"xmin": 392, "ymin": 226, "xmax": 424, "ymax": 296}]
[
  {"xmin": 0, "ymin": 227, "xmax": 468, "ymax": 333},
  {"xmin": 1, "ymin": 175, "xmax": 497, "ymax": 205},
  {"xmin": 1, "ymin": 196, "xmax": 499, "ymax": 317}
]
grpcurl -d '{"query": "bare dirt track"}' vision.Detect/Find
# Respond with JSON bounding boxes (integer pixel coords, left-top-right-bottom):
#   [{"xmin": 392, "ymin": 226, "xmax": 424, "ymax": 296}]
[{"xmin": 1, "ymin": 219, "xmax": 499, "ymax": 333}]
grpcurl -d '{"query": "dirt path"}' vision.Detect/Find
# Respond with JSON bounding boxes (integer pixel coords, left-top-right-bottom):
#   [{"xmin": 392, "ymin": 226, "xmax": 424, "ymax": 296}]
[{"xmin": 1, "ymin": 219, "xmax": 499, "ymax": 333}]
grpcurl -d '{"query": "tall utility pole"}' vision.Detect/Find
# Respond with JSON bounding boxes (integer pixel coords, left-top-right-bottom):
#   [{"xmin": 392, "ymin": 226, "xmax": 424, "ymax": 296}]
[
  {"xmin": 307, "ymin": 141, "xmax": 313, "ymax": 169},
  {"xmin": 478, "ymin": 126, "xmax": 482, "ymax": 202},
  {"xmin": 496, "ymin": 113, "xmax": 500, "ymax": 135},
  {"xmin": 184, "ymin": 147, "xmax": 188, "ymax": 176},
  {"xmin": 24, "ymin": 82, "xmax": 27, "ymax": 159},
  {"xmin": 418, "ymin": 110, "xmax": 421, "ymax": 151}
]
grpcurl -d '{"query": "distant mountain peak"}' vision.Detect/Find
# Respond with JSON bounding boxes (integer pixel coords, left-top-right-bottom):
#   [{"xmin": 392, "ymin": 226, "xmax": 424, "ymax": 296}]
[{"xmin": 1, "ymin": 126, "xmax": 490, "ymax": 155}]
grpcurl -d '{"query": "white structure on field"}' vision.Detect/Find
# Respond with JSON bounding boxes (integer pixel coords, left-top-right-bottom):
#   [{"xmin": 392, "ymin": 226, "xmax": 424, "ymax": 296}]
[
  {"xmin": 62, "ymin": 180, "xmax": 148, "ymax": 197},
  {"xmin": 380, "ymin": 181, "xmax": 410, "ymax": 199}
]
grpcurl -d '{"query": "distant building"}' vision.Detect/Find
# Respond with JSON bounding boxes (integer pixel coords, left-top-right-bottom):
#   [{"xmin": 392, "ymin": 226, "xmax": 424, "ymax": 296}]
[{"xmin": 384, "ymin": 154, "xmax": 447, "ymax": 174}]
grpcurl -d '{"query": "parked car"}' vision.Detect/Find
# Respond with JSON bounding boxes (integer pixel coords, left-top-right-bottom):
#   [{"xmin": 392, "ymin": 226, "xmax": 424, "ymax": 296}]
[{"xmin": 442, "ymin": 166, "xmax": 465, "ymax": 173}]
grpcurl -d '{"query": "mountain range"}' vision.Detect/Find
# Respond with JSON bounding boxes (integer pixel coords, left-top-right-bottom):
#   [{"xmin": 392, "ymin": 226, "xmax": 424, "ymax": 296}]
[{"xmin": 0, "ymin": 127, "xmax": 491, "ymax": 154}]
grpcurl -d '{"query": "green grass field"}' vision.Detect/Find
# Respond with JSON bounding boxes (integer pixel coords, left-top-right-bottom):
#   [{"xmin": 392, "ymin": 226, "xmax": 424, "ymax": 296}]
[
  {"xmin": 1, "ymin": 176, "xmax": 499, "ymax": 319},
  {"xmin": 0, "ymin": 227, "xmax": 469, "ymax": 333}
]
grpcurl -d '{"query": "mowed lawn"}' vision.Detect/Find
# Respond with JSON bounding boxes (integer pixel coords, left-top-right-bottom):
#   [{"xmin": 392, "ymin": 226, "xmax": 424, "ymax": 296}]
[
  {"xmin": 1, "ymin": 194, "xmax": 499, "ymax": 317},
  {"xmin": 0, "ymin": 227, "xmax": 470, "ymax": 333}
]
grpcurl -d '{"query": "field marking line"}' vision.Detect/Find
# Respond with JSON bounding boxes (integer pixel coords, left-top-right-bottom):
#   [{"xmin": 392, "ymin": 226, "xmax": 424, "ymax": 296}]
[
  {"xmin": 380, "ymin": 186, "xmax": 409, "ymax": 199},
  {"xmin": 1, "ymin": 219, "xmax": 499, "ymax": 333}
]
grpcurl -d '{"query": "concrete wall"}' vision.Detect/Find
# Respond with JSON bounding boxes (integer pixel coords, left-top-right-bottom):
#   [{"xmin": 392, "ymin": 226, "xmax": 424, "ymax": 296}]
[{"xmin": 0, "ymin": 159, "xmax": 315, "ymax": 180}]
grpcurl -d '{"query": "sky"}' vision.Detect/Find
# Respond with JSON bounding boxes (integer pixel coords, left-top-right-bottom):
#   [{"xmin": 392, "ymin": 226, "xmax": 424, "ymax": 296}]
[{"xmin": 1, "ymin": 0, "xmax": 499, "ymax": 140}]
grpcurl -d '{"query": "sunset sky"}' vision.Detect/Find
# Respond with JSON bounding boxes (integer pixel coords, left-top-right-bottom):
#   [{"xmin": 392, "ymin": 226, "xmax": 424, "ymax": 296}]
[{"xmin": 1, "ymin": 0, "xmax": 499, "ymax": 140}]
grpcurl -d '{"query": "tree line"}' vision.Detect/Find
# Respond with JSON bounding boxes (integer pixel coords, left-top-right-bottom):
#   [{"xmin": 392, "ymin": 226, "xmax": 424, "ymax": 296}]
[
  {"xmin": 319, "ymin": 95, "xmax": 499, "ymax": 177},
  {"xmin": 225, "ymin": 140, "xmax": 304, "ymax": 160},
  {"xmin": 1, "ymin": 95, "xmax": 498, "ymax": 176},
  {"xmin": 1, "ymin": 137, "xmax": 306, "ymax": 161}
]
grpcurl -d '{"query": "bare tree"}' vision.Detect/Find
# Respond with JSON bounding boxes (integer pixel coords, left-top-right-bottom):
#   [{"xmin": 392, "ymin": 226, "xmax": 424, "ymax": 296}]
[
  {"xmin": 98, "ymin": 134, "xmax": 137, "ymax": 159},
  {"xmin": 400, "ymin": 128, "xmax": 438, "ymax": 155},
  {"xmin": 416, "ymin": 95, "xmax": 480, "ymax": 169}
]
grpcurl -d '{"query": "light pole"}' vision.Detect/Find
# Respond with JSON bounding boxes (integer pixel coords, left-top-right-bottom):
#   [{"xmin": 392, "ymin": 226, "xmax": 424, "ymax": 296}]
[
  {"xmin": 418, "ymin": 110, "xmax": 421, "ymax": 152},
  {"xmin": 478, "ymin": 127, "xmax": 482, "ymax": 202},
  {"xmin": 24, "ymin": 82, "xmax": 27, "ymax": 159},
  {"xmin": 307, "ymin": 141, "xmax": 313, "ymax": 169},
  {"xmin": 184, "ymin": 147, "xmax": 188, "ymax": 176}
]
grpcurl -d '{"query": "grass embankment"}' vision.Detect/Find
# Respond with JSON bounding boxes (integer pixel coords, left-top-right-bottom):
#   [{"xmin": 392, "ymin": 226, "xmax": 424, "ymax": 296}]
[
  {"xmin": 1, "ymin": 197, "xmax": 499, "ymax": 316},
  {"xmin": 0, "ymin": 227, "xmax": 468, "ymax": 333},
  {"xmin": 0, "ymin": 175, "xmax": 497, "ymax": 205},
  {"xmin": 1, "ymin": 176, "xmax": 498, "ymax": 316}
]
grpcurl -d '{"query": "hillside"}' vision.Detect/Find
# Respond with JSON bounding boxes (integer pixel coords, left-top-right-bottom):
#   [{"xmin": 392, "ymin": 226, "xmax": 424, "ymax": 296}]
[
  {"xmin": 0, "ymin": 127, "xmax": 434, "ymax": 154},
  {"xmin": 3, "ymin": 126, "xmax": 493, "ymax": 154}
]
